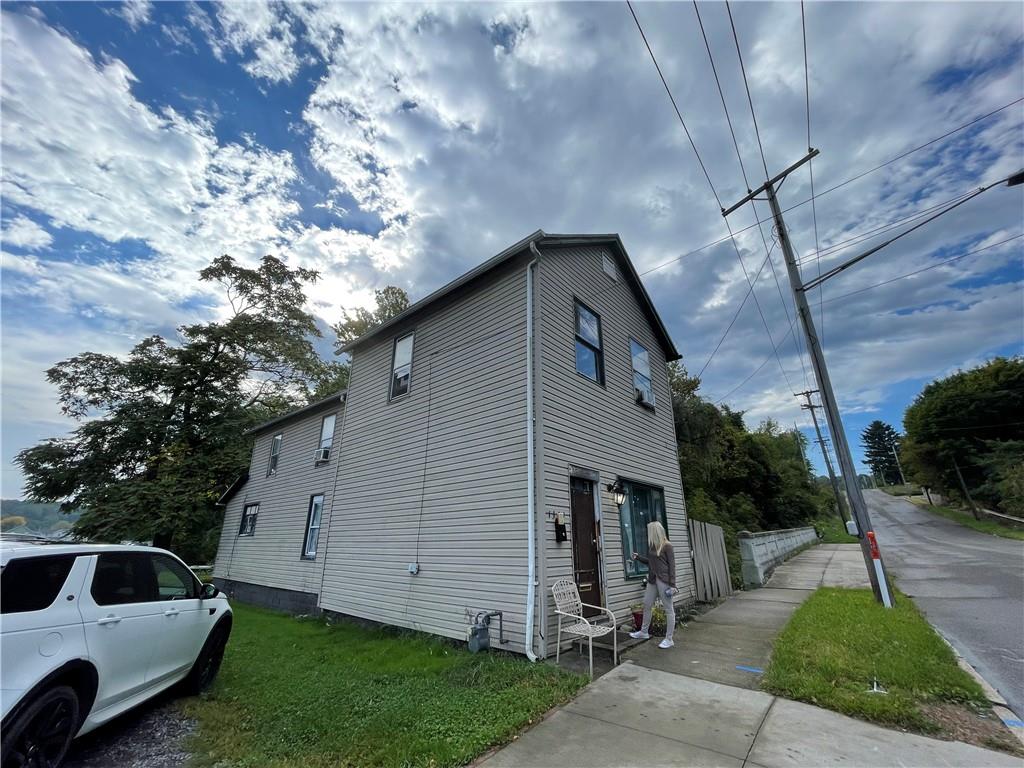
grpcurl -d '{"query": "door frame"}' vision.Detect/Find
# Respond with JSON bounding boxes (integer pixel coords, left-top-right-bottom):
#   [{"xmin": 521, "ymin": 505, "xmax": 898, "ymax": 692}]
[{"xmin": 567, "ymin": 465, "xmax": 607, "ymax": 609}]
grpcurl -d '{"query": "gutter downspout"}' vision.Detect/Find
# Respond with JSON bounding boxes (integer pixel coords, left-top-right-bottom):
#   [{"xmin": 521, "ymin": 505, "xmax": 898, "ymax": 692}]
[{"xmin": 524, "ymin": 249, "xmax": 539, "ymax": 661}]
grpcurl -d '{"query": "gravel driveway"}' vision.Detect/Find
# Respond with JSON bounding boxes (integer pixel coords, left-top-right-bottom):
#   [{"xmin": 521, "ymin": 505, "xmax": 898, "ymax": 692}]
[{"xmin": 64, "ymin": 693, "xmax": 195, "ymax": 768}]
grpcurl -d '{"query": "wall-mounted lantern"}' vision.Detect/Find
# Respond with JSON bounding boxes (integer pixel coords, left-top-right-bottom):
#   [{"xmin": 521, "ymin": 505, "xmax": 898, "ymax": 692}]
[{"xmin": 607, "ymin": 479, "xmax": 626, "ymax": 508}]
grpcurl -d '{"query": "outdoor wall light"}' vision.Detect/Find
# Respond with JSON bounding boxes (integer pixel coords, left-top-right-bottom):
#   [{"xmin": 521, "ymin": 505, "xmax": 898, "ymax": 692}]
[{"xmin": 607, "ymin": 480, "xmax": 626, "ymax": 508}]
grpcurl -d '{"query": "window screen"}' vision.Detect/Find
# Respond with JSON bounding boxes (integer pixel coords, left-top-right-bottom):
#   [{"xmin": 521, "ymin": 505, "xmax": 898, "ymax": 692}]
[
  {"xmin": 239, "ymin": 503, "xmax": 259, "ymax": 536},
  {"xmin": 267, "ymin": 433, "xmax": 283, "ymax": 476},
  {"xmin": 1, "ymin": 555, "xmax": 77, "ymax": 614},
  {"xmin": 631, "ymin": 340, "xmax": 655, "ymax": 407},
  {"xmin": 391, "ymin": 333, "xmax": 415, "ymax": 399},
  {"xmin": 574, "ymin": 302, "xmax": 604, "ymax": 384},
  {"xmin": 303, "ymin": 494, "xmax": 325, "ymax": 559}
]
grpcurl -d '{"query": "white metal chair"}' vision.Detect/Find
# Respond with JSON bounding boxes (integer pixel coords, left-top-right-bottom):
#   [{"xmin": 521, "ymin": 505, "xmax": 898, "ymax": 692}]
[{"xmin": 551, "ymin": 579, "xmax": 617, "ymax": 679}]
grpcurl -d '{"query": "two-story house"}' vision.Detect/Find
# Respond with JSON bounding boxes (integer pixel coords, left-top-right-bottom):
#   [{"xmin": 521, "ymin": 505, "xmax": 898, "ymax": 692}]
[{"xmin": 212, "ymin": 231, "xmax": 694, "ymax": 659}]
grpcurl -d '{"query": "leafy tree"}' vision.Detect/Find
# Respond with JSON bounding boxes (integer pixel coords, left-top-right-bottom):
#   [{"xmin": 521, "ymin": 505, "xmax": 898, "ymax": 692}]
[
  {"xmin": 861, "ymin": 420, "xmax": 902, "ymax": 485},
  {"xmin": 1, "ymin": 516, "xmax": 28, "ymax": 530},
  {"xmin": 903, "ymin": 357, "xmax": 1024, "ymax": 511},
  {"xmin": 16, "ymin": 255, "xmax": 324, "ymax": 561},
  {"xmin": 333, "ymin": 286, "xmax": 411, "ymax": 347}
]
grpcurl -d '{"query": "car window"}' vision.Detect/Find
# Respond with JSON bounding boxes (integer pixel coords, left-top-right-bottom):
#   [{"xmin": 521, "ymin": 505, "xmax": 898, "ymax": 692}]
[
  {"xmin": 151, "ymin": 555, "xmax": 198, "ymax": 600},
  {"xmin": 0, "ymin": 555, "xmax": 77, "ymax": 614},
  {"xmin": 91, "ymin": 553, "xmax": 157, "ymax": 606}
]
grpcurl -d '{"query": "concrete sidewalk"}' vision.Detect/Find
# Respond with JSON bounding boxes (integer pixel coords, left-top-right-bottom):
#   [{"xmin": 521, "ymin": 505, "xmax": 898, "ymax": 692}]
[
  {"xmin": 482, "ymin": 545, "xmax": 1022, "ymax": 767},
  {"xmin": 624, "ymin": 544, "xmax": 867, "ymax": 690},
  {"xmin": 481, "ymin": 662, "xmax": 1022, "ymax": 767}
]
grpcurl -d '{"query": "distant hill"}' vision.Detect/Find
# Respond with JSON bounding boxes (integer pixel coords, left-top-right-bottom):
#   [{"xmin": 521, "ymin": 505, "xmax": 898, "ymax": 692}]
[{"xmin": 1, "ymin": 499, "xmax": 79, "ymax": 533}]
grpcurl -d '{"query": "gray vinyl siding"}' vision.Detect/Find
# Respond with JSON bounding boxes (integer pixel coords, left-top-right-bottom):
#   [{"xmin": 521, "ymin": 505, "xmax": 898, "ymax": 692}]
[
  {"xmin": 536, "ymin": 244, "xmax": 693, "ymax": 657},
  {"xmin": 318, "ymin": 256, "xmax": 532, "ymax": 649},
  {"xmin": 212, "ymin": 401, "xmax": 343, "ymax": 597}
]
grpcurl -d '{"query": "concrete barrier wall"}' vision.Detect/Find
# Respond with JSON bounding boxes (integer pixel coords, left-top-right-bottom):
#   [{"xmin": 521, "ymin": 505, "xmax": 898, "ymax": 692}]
[{"xmin": 738, "ymin": 527, "xmax": 818, "ymax": 588}]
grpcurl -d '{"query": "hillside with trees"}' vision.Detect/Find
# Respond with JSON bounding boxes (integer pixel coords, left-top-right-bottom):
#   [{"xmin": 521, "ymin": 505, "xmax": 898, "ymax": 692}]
[
  {"xmin": 902, "ymin": 357, "xmax": 1024, "ymax": 517},
  {"xmin": 0, "ymin": 499, "xmax": 78, "ymax": 533},
  {"xmin": 668, "ymin": 364, "xmax": 834, "ymax": 583}
]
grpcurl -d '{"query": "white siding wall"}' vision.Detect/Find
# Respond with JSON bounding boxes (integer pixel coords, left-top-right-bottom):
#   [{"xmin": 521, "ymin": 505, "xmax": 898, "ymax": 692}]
[
  {"xmin": 212, "ymin": 401, "xmax": 344, "ymax": 597},
  {"xmin": 536, "ymin": 245, "xmax": 693, "ymax": 657},
  {"xmin": 318, "ymin": 258, "xmax": 532, "ymax": 649}
]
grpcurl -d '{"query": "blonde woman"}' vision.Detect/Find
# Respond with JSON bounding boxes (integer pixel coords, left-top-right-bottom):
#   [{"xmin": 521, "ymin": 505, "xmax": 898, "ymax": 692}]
[{"xmin": 629, "ymin": 521, "xmax": 677, "ymax": 648}]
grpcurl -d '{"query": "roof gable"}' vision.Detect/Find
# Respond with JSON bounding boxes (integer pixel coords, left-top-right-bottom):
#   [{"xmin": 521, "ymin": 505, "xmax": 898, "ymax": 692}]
[{"xmin": 340, "ymin": 231, "xmax": 680, "ymax": 362}]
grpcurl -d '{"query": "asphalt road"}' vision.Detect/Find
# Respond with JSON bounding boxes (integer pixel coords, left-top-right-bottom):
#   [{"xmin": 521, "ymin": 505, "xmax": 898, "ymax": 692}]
[{"xmin": 865, "ymin": 489, "xmax": 1024, "ymax": 717}]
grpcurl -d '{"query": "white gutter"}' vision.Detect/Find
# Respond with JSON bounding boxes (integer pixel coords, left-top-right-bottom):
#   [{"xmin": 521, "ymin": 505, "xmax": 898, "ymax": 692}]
[{"xmin": 524, "ymin": 249, "xmax": 539, "ymax": 661}]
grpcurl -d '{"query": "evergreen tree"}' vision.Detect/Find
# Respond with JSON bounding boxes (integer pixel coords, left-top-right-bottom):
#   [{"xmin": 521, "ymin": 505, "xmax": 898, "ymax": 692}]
[{"xmin": 861, "ymin": 420, "xmax": 902, "ymax": 485}]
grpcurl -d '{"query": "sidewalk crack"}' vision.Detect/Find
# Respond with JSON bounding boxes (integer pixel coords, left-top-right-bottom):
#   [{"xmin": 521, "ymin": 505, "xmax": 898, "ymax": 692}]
[{"xmin": 742, "ymin": 696, "xmax": 776, "ymax": 767}]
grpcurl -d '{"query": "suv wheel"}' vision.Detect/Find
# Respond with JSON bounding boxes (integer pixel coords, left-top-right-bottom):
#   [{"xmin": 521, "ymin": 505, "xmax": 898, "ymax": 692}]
[
  {"xmin": 182, "ymin": 622, "xmax": 230, "ymax": 695},
  {"xmin": 1, "ymin": 685, "xmax": 80, "ymax": 768}
]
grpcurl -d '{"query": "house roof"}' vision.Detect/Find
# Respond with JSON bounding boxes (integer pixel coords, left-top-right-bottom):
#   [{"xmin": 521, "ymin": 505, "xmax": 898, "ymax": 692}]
[
  {"xmin": 338, "ymin": 231, "xmax": 681, "ymax": 362},
  {"xmin": 217, "ymin": 472, "xmax": 249, "ymax": 506},
  {"xmin": 243, "ymin": 390, "xmax": 346, "ymax": 436}
]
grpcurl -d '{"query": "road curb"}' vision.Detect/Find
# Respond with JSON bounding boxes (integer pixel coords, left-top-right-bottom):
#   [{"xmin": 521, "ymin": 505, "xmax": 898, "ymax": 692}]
[{"xmin": 948, "ymin": 643, "xmax": 1024, "ymax": 747}]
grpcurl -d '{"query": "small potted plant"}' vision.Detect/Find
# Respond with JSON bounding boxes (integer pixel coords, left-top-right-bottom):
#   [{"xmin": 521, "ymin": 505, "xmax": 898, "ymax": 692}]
[{"xmin": 630, "ymin": 603, "xmax": 644, "ymax": 630}]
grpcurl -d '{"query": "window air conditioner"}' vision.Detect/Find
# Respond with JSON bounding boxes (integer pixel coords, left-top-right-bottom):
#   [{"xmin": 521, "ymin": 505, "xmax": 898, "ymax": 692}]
[{"xmin": 315, "ymin": 447, "xmax": 331, "ymax": 462}]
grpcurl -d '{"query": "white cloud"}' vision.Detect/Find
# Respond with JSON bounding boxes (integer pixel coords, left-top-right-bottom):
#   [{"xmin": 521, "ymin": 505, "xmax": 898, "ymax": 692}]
[
  {"xmin": 111, "ymin": 1, "xmax": 154, "ymax": 31},
  {"xmin": 1, "ymin": 216, "xmax": 52, "ymax": 251}
]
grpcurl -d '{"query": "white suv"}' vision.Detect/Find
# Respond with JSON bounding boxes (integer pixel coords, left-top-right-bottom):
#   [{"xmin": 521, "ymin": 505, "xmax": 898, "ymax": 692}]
[{"xmin": 0, "ymin": 541, "xmax": 232, "ymax": 768}]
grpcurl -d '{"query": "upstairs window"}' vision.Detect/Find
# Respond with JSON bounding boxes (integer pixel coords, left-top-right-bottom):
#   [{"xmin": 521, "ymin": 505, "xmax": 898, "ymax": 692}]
[
  {"xmin": 631, "ymin": 340, "xmax": 655, "ymax": 408},
  {"xmin": 302, "ymin": 494, "xmax": 325, "ymax": 559},
  {"xmin": 574, "ymin": 301, "xmax": 604, "ymax": 384},
  {"xmin": 316, "ymin": 414, "xmax": 336, "ymax": 463},
  {"xmin": 267, "ymin": 433, "xmax": 283, "ymax": 476},
  {"xmin": 390, "ymin": 332, "xmax": 415, "ymax": 399},
  {"xmin": 239, "ymin": 503, "xmax": 259, "ymax": 536}
]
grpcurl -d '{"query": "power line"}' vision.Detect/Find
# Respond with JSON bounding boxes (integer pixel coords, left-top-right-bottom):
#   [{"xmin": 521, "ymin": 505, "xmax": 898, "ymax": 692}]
[
  {"xmin": 626, "ymin": 0, "xmax": 721, "ymax": 208},
  {"xmin": 696, "ymin": 236, "xmax": 777, "ymax": 380},
  {"xmin": 713, "ymin": 324, "xmax": 797, "ymax": 404},
  {"xmin": 722, "ymin": 0, "xmax": 809, "ymax": 388},
  {"xmin": 630, "ymin": 96, "xmax": 1020, "ymax": 281},
  {"xmin": 801, "ymin": 0, "xmax": 825, "ymax": 348},
  {"xmin": 628, "ymin": 0, "xmax": 797, "ymax": 394},
  {"xmin": 725, "ymin": 0, "xmax": 770, "ymax": 180},
  {"xmin": 820, "ymin": 233, "xmax": 1023, "ymax": 305}
]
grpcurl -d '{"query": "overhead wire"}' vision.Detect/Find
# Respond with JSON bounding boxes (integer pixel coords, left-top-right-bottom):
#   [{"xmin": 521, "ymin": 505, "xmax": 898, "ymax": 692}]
[
  {"xmin": 819, "ymin": 233, "xmax": 1023, "ymax": 305},
  {"xmin": 801, "ymin": 1, "xmax": 825, "ymax": 347},
  {"xmin": 628, "ymin": 0, "xmax": 797, "ymax": 393},
  {"xmin": 723, "ymin": 0, "xmax": 811, "ymax": 389}
]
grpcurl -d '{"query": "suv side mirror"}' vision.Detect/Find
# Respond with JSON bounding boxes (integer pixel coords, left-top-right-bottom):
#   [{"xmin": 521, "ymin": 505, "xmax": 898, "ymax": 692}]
[{"xmin": 200, "ymin": 582, "xmax": 220, "ymax": 600}]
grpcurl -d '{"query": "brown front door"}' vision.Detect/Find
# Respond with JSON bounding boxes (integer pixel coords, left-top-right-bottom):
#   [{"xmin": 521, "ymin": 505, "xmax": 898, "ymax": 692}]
[{"xmin": 569, "ymin": 477, "xmax": 602, "ymax": 617}]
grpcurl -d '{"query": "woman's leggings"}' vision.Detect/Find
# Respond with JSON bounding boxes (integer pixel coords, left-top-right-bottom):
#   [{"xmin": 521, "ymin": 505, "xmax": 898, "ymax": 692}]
[{"xmin": 641, "ymin": 578, "xmax": 676, "ymax": 640}]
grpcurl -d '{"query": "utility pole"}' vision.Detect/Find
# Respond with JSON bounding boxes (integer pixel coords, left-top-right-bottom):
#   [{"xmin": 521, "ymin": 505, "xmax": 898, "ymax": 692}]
[
  {"xmin": 723, "ymin": 149, "xmax": 894, "ymax": 607},
  {"xmin": 952, "ymin": 457, "xmax": 981, "ymax": 520},
  {"xmin": 890, "ymin": 441, "xmax": 907, "ymax": 486},
  {"xmin": 797, "ymin": 390, "xmax": 849, "ymax": 524}
]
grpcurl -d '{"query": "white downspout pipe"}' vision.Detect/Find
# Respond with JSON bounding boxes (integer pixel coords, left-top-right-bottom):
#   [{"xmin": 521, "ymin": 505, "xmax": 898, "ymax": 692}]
[{"xmin": 524, "ymin": 250, "xmax": 539, "ymax": 661}]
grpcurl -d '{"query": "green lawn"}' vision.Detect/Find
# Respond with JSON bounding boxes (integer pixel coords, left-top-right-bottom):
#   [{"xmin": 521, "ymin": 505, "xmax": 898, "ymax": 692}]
[
  {"xmin": 763, "ymin": 588, "xmax": 986, "ymax": 732},
  {"xmin": 879, "ymin": 484, "xmax": 921, "ymax": 497},
  {"xmin": 911, "ymin": 500, "xmax": 1024, "ymax": 541},
  {"xmin": 813, "ymin": 515, "xmax": 858, "ymax": 544},
  {"xmin": 184, "ymin": 604, "xmax": 586, "ymax": 767}
]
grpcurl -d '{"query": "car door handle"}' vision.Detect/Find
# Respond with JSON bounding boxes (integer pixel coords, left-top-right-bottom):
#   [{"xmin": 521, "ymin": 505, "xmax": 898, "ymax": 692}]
[
  {"xmin": 97, "ymin": 615, "xmax": 122, "ymax": 625},
  {"xmin": 164, "ymin": 608, "xmax": 179, "ymax": 616}
]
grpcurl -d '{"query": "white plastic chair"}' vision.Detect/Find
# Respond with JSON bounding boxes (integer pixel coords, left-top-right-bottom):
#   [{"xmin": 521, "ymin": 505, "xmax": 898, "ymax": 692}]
[{"xmin": 551, "ymin": 578, "xmax": 617, "ymax": 679}]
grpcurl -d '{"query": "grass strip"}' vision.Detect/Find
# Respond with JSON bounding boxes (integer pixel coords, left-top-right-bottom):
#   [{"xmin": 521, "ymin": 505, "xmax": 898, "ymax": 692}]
[
  {"xmin": 184, "ymin": 604, "xmax": 586, "ymax": 767},
  {"xmin": 763, "ymin": 587, "xmax": 986, "ymax": 732},
  {"xmin": 911, "ymin": 500, "xmax": 1024, "ymax": 541}
]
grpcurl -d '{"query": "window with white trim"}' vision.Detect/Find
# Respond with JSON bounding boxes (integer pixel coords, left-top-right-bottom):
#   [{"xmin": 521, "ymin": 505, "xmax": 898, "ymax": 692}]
[
  {"xmin": 267, "ymin": 433, "xmax": 282, "ymax": 476},
  {"xmin": 574, "ymin": 301, "xmax": 604, "ymax": 384},
  {"xmin": 315, "ymin": 414, "xmax": 336, "ymax": 463},
  {"xmin": 390, "ymin": 332, "xmax": 414, "ymax": 399},
  {"xmin": 238, "ymin": 503, "xmax": 259, "ymax": 536},
  {"xmin": 302, "ymin": 494, "xmax": 325, "ymax": 559},
  {"xmin": 618, "ymin": 482, "xmax": 667, "ymax": 579},
  {"xmin": 630, "ymin": 340, "xmax": 655, "ymax": 408}
]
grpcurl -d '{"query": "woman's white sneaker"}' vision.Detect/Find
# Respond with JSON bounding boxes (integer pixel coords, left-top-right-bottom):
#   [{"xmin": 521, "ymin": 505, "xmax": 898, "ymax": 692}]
[
  {"xmin": 629, "ymin": 630, "xmax": 650, "ymax": 640},
  {"xmin": 658, "ymin": 639, "xmax": 674, "ymax": 649}
]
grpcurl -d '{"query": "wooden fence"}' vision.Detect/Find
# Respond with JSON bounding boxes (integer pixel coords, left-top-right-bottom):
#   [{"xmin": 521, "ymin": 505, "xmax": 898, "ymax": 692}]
[{"xmin": 688, "ymin": 519, "xmax": 732, "ymax": 602}]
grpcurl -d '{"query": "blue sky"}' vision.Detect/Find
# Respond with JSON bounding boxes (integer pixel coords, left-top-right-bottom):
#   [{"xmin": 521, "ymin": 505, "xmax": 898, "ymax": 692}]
[{"xmin": 2, "ymin": 1, "xmax": 1022, "ymax": 497}]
